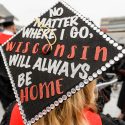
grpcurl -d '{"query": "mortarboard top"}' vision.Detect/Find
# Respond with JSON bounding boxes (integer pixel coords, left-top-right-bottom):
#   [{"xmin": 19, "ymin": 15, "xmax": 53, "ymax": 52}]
[{"xmin": 0, "ymin": 1, "xmax": 125, "ymax": 125}]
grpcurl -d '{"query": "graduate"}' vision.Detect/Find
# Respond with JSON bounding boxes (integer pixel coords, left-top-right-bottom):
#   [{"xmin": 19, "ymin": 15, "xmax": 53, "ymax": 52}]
[
  {"xmin": 0, "ymin": 1, "xmax": 124, "ymax": 125},
  {"xmin": 0, "ymin": 16, "xmax": 16, "ymax": 110},
  {"xmin": 0, "ymin": 16, "xmax": 16, "ymax": 44}
]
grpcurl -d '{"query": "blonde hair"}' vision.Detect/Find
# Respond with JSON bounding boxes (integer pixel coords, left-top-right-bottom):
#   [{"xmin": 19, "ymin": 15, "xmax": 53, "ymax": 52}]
[{"xmin": 33, "ymin": 80, "xmax": 97, "ymax": 125}]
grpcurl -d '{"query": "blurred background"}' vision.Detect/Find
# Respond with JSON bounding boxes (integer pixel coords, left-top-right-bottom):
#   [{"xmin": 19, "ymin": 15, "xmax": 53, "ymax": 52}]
[{"xmin": 0, "ymin": 0, "xmax": 125, "ymax": 123}]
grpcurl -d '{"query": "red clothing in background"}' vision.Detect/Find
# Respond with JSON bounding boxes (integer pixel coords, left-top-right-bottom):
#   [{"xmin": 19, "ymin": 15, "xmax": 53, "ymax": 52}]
[{"xmin": 0, "ymin": 32, "xmax": 12, "ymax": 45}]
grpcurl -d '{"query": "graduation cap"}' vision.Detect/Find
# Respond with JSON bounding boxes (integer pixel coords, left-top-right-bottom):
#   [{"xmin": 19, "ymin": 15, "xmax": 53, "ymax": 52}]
[
  {"xmin": 2, "ymin": 16, "xmax": 14, "ymax": 28},
  {"xmin": 0, "ymin": 1, "xmax": 125, "ymax": 124}
]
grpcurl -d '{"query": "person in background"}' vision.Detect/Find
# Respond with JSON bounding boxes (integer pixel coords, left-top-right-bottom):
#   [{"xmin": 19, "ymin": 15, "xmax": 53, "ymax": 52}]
[
  {"xmin": 0, "ymin": 16, "xmax": 16, "ymax": 44},
  {"xmin": 0, "ymin": 16, "xmax": 16, "ymax": 110},
  {"xmin": 117, "ymin": 56, "xmax": 125, "ymax": 121}
]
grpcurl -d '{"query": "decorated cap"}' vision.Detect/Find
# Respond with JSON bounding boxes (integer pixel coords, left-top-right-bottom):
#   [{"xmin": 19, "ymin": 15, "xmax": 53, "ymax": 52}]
[{"xmin": 0, "ymin": 1, "xmax": 125, "ymax": 125}]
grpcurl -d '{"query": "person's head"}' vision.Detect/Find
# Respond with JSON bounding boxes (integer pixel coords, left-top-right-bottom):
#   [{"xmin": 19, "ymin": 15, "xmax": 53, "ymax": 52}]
[
  {"xmin": 3, "ymin": 21, "xmax": 16, "ymax": 34},
  {"xmin": 2, "ymin": 19, "xmax": 16, "ymax": 34},
  {"xmin": 33, "ymin": 80, "xmax": 97, "ymax": 125}
]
